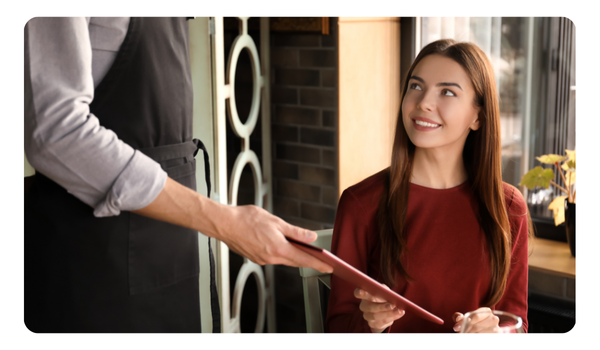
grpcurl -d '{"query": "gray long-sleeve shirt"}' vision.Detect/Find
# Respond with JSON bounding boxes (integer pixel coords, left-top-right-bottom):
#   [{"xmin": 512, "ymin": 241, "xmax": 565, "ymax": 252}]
[{"xmin": 24, "ymin": 17, "xmax": 167, "ymax": 217}]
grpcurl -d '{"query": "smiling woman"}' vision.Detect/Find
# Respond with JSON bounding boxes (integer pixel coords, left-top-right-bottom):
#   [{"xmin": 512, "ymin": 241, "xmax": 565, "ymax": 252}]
[
  {"xmin": 417, "ymin": 17, "xmax": 576, "ymax": 224},
  {"xmin": 325, "ymin": 39, "xmax": 534, "ymax": 333},
  {"xmin": 402, "ymin": 54, "xmax": 480, "ymax": 162}
]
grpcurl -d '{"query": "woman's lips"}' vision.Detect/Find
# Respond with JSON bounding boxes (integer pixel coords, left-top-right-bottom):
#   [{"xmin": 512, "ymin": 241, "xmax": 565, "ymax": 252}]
[{"xmin": 411, "ymin": 117, "xmax": 441, "ymax": 131}]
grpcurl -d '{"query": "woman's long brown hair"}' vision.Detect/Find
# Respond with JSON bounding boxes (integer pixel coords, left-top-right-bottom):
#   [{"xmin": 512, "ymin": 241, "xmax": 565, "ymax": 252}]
[{"xmin": 377, "ymin": 39, "xmax": 524, "ymax": 306}]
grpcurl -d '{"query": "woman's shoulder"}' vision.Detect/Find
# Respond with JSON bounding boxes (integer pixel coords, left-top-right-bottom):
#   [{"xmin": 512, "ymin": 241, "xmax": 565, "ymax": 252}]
[
  {"xmin": 502, "ymin": 182, "xmax": 527, "ymax": 216},
  {"xmin": 340, "ymin": 168, "xmax": 388, "ymax": 211}
]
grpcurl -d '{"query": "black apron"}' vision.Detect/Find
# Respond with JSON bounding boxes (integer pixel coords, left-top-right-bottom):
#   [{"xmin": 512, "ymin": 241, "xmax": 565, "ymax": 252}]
[{"xmin": 25, "ymin": 17, "xmax": 220, "ymax": 333}]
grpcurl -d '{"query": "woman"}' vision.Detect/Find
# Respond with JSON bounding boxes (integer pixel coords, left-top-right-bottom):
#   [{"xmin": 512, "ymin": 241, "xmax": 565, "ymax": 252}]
[{"xmin": 325, "ymin": 39, "xmax": 532, "ymax": 333}]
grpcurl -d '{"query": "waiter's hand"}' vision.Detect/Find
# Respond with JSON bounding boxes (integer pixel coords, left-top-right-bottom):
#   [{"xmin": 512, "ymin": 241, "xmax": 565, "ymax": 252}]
[
  {"xmin": 133, "ymin": 177, "xmax": 333, "ymax": 274},
  {"xmin": 354, "ymin": 285, "xmax": 405, "ymax": 333},
  {"xmin": 218, "ymin": 204, "xmax": 333, "ymax": 273}
]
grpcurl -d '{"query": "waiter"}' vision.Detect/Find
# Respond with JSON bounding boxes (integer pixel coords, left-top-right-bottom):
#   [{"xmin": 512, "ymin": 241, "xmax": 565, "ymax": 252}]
[{"xmin": 24, "ymin": 17, "xmax": 331, "ymax": 333}]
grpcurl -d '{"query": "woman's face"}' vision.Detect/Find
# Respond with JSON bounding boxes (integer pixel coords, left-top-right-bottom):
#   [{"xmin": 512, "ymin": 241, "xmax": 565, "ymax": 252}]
[{"xmin": 401, "ymin": 54, "xmax": 480, "ymax": 153}]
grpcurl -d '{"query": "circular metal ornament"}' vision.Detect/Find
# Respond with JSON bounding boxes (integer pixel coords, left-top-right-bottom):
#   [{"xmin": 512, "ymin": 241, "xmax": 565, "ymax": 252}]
[
  {"xmin": 231, "ymin": 261, "xmax": 266, "ymax": 333},
  {"xmin": 229, "ymin": 150, "xmax": 263, "ymax": 207},
  {"xmin": 226, "ymin": 30, "xmax": 263, "ymax": 140}
]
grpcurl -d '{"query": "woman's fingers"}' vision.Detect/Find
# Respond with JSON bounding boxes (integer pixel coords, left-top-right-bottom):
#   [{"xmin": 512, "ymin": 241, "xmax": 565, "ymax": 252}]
[
  {"xmin": 468, "ymin": 314, "xmax": 500, "ymax": 333},
  {"xmin": 353, "ymin": 287, "xmax": 405, "ymax": 332},
  {"xmin": 363, "ymin": 307, "xmax": 405, "ymax": 322},
  {"xmin": 362, "ymin": 304, "xmax": 405, "ymax": 331},
  {"xmin": 359, "ymin": 299, "xmax": 397, "ymax": 314},
  {"xmin": 354, "ymin": 288, "xmax": 389, "ymax": 303},
  {"xmin": 459, "ymin": 308, "xmax": 500, "ymax": 333},
  {"xmin": 372, "ymin": 321, "xmax": 394, "ymax": 333},
  {"xmin": 452, "ymin": 312, "xmax": 464, "ymax": 332}
]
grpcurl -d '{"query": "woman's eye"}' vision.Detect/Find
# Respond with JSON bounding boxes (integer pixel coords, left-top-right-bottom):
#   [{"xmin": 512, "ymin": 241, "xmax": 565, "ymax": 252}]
[
  {"xmin": 410, "ymin": 83, "xmax": 422, "ymax": 90},
  {"xmin": 442, "ymin": 89, "xmax": 456, "ymax": 97}
]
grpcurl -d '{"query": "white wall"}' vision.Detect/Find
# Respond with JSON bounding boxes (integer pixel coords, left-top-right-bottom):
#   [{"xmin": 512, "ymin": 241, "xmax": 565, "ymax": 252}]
[
  {"xmin": 189, "ymin": 17, "xmax": 217, "ymax": 333},
  {"xmin": 24, "ymin": 153, "xmax": 35, "ymax": 176}
]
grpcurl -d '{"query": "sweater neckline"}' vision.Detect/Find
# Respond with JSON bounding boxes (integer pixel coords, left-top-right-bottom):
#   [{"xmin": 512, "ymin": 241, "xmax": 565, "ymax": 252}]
[{"xmin": 409, "ymin": 180, "xmax": 470, "ymax": 192}]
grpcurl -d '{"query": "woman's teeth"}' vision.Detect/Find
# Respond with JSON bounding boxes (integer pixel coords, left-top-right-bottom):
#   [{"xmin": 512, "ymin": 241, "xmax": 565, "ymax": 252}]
[{"xmin": 415, "ymin": 120, "xmax": 440, "ymax": 127}]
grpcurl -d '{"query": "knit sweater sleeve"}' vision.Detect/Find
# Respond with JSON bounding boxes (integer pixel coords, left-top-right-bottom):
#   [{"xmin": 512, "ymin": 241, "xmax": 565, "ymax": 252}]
[
  {"xmin": 496, "ymin": 184, "xmax": 530, "ymax": 332},
  {"xmin": 325, "ymin": 189, "xmax": 376, "ymax": 333}
]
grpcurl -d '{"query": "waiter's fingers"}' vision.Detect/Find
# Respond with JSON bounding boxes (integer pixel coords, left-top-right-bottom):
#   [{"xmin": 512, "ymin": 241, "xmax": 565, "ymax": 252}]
[
  {"xmin": 282, "ymin": 223, "xmax": 318, "ymax": 244},
  {"xmin": 221, "ymin": 205, "xmax": 331, "ymax": 272},
  {"xmin": 276, "ymin": 221, "xmax": 332, "ymax": 272},
  {"xmin": 238, "ymin": 233, "xmax": 332, "ymax": 274},
  {"xmin": 273, "ymin": 242, "xmax": 333, "ymax": 273}
]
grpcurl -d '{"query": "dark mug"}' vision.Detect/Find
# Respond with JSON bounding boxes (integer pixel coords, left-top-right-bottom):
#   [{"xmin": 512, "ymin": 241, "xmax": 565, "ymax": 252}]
[{"xmin": 564, "ymin": 199, "xmax": 575, "ymax": 257}]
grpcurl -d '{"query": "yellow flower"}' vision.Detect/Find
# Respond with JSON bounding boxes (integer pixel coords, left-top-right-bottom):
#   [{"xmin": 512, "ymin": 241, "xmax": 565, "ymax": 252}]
[{"xmin": 547, "ymin": 195, "xmax": 568, "ymax": 226}]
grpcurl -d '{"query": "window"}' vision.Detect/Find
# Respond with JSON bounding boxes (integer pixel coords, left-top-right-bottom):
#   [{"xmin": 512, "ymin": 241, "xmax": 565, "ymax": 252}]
[{"xmin": 405, "ymin": 17, "xmax": 575, "ymax": 224}]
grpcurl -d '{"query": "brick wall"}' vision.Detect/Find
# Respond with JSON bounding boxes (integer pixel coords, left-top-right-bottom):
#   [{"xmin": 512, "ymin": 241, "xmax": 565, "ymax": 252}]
[
  {"xmin": 269, "ymin": 18, "xmax": 339, "ymax": 333},
  {"xmin": 270, "ymin": 19, "xmax": 339, "ymax": 232},
  {"xmin": 271, "ymin": 18, "xmax": 338, "ymax": 333}
]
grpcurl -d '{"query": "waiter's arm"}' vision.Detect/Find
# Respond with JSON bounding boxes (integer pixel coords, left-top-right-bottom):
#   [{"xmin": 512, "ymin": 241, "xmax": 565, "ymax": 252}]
[
  {"xmin": 132, "ymin": 177, "xmax": 333, "ymax": 273},
  {"xmin": 25, "ymin": 17, "xmax": 166, "ymax": 217},
  {"xmin": 25, "ymin": 17, "xmax": 331, "ymax": 274}
]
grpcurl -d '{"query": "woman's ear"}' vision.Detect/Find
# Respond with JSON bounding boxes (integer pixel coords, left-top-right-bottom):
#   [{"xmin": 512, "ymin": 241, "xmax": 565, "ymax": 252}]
[
  {"xmin": 470, "ymin": 111, "xmax": 481, "ymax": 131},
  {"xmin": 470, "ymin": 117, "xmax": 480, "ymax": 131}
]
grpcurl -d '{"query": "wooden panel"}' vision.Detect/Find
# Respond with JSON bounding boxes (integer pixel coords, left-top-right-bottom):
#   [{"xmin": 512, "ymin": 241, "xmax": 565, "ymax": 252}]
[
  {"xmin": 338, "ymin": 17, "xmax": 400, "ymax": 195},
  {"xmin": 528, "ymin": 237, "xmax": 575, "ymax": 279},
  {"xmin": 339, "ymin": 17, "xmax": 400, "ymax": 23}
]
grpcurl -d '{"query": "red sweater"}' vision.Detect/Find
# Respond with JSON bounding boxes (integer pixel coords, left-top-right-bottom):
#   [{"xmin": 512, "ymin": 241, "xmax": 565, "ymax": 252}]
[{"xmin": 325, "ymin": 170, "xmax": 529, "ymax": 333}]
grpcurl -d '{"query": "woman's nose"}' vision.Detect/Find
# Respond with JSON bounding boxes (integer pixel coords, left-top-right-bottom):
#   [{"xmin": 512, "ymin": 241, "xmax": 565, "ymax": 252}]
[{"xmin": 416, "ymin": 91, "xmax": 435, "ymax": 112}]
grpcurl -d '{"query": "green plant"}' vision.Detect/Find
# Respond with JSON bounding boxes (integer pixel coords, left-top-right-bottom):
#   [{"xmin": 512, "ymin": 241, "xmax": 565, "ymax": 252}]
[{"xmin": 519, "ymin": 149, "xmax": 576, "ymax": 226}]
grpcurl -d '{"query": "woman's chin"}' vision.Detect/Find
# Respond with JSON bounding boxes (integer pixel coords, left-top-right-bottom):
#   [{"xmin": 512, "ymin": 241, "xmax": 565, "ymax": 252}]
[{"xmin": 409, "ymin": 139, "xmax": 440, "ymax": 150}]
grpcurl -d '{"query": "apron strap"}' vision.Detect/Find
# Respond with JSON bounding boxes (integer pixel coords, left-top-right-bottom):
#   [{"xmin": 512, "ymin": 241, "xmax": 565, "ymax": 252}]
[
  {"xmin": 140, "ymin": 139, "xmax": 222, "ymax": 333},
  {"xmin": 192, "ymin": 138, "xmax": 221, "ymax": 334},
  {"xmin": 192, "ymin": 139, "xmax": 211, "ymax": 199},
  {"xmin": 139, "ymin": 141, "xmax": 198, "ymax": 162}
]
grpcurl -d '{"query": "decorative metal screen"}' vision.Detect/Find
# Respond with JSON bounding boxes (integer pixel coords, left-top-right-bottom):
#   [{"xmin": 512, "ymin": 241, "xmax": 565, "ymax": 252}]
[{"xmin": 210, "ymin": 17, "xmax": 275, "ymax": 333}]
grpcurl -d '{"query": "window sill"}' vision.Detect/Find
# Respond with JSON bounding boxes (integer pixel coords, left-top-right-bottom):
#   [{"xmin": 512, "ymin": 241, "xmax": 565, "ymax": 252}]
[{"xmin": 529, "ymin": 237, "xmax": 575, "ymax": 279}]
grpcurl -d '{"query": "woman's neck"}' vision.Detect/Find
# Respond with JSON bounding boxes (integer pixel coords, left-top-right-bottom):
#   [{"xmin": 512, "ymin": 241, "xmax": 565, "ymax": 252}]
[{"xmin": 410, "ymin": 146, "xmax": 468, "ymax": 189}]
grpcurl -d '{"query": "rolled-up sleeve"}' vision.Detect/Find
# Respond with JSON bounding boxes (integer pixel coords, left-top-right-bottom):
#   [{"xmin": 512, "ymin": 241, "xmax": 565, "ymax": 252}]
[{"xmin": 24, "ymin": 17, "xmax": 167, "ymax": 217}]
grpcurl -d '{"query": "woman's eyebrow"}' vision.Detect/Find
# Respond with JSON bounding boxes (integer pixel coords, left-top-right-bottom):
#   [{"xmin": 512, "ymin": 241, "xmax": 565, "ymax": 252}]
[
  {"xmin": 409, "ymin": 75, "xmax": 463, "ymax": 91},
  {"xmin": 409, "ymin": 75, "xmax": 425, "ymax": 84},
  {"xmin": 438, "ymin": 82, "xmax": 463, "ymax": 91}
]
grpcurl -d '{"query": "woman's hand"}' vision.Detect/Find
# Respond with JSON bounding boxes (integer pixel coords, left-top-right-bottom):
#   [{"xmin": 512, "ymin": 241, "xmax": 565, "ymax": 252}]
[
  {"xmin": 354, "ymin": 286, "xmax": 405, "ymax": 333},
  {"xmin": 453, "ymin": 307, "xmax": 500, "ymax": 333}
]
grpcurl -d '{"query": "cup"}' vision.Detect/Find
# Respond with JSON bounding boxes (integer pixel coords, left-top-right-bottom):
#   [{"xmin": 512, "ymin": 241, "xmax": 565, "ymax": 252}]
[{"xmin": 459, "ymin": 309, "xmax": 523, "ymax": 333}]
